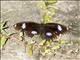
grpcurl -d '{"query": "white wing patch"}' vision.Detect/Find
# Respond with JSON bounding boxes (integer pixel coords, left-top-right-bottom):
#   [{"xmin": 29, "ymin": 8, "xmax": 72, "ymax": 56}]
[
  {"xmin": 21, "ymin": 23, "xmax": 26, "ymax": 29},
  {"xmin": 31, "ymin": 30, "xmax": 38, "ymax": 35},
  {"xmin": 46, "ymin": 32, "xmax": 52, "ymax": 36},
  {"xmin": 57, "ymin": 25, "xmax": 62, "ymax": 31}
]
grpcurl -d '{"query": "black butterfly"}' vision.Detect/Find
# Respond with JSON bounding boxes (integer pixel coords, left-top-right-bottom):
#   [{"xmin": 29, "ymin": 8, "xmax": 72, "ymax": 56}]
[{"xmin": 14, "ymin": 22, "xmax": 68, "ymax": 39}]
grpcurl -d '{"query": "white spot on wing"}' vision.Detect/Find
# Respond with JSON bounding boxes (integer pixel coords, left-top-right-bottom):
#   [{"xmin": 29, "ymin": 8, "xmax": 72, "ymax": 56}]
[
  {"xmin": 21, "ymin": 23, "xmax": 26, "ymax": 29},
  {"xmin": 31, "ymin": 30, "xmax": 38, "ymax": 35},
  {"xmin": 58, "ymin": 25, "xmax": 62, "ymax": 31},
  {"xmin": 46, "ymin": 32, "xmax": 52, "ymax": 36}
]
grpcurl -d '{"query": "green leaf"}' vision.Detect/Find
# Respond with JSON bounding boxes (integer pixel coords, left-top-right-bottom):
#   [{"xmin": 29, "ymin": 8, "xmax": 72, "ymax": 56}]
[
  {"xmin": 44, "ymin": 0, "xmax": 57, "ymax": 6},
  {"xmin": 43, "ymin": 14, "xmax": 52, "ymax": 23},
  {"xmin": 0, "ymin": 35, "xmax": 7, "ymax": 48},
  {"xmin": 28, "ymin": 43, "xmax": 35, "ymax": 56},
  {"xmin": 28, "ymin": 46, "xmax": 33, "ymax": 56}
]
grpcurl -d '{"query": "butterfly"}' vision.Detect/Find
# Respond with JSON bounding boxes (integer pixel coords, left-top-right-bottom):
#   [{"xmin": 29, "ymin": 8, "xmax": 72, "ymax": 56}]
[{"xmin": 14, "ymin": 22, "xmax": 68, "ymax": 40}]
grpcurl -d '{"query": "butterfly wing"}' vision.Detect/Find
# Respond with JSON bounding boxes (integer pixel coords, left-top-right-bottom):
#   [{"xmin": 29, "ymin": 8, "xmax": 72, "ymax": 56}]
[
  {"xmin": 41, "ymin": 23, "xmax": 68, "ymax": 39},
  {"xmin": 14, "ymin": 22, "xmax": 40, "ymax": 37},
  {"xmin": 25, "ymin": 22, "xmax": 40, "ymax": 37}
]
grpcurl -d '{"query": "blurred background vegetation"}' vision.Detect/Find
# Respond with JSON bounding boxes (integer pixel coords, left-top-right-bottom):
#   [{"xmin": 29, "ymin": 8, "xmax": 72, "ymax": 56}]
[{"xmin": 1, "ymin": 0, "xmax": 80, "ymax": 60}]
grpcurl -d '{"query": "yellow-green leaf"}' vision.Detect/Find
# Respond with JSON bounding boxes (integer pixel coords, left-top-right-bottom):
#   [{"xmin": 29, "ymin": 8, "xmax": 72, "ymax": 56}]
[
  {"xmin": 43, "ymin": 14, "xmax": 52, "ymax": 23},
  {"xmin": 44, "ymin": 0, "xmax": 57, "ymax": 6},
  {"xmin": 28, "ymin": 45, "xmax": 33, "ymax": 56},
  {"xmin": 28, "ymin": 43, "xmax": 35, "ymax": 56},
  {"xmin": 0, "ymin": 35, "xmax": 7, "ymax": 48},
  {"xmin": 39, "ymin": 39, "xmax": 46, "ymax": 45}
]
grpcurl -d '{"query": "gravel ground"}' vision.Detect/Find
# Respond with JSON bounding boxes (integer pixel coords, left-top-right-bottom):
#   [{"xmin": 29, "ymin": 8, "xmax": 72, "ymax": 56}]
[{"xmin": 1, "ymin": 1, "xmax": 80, "ymax": 60}]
